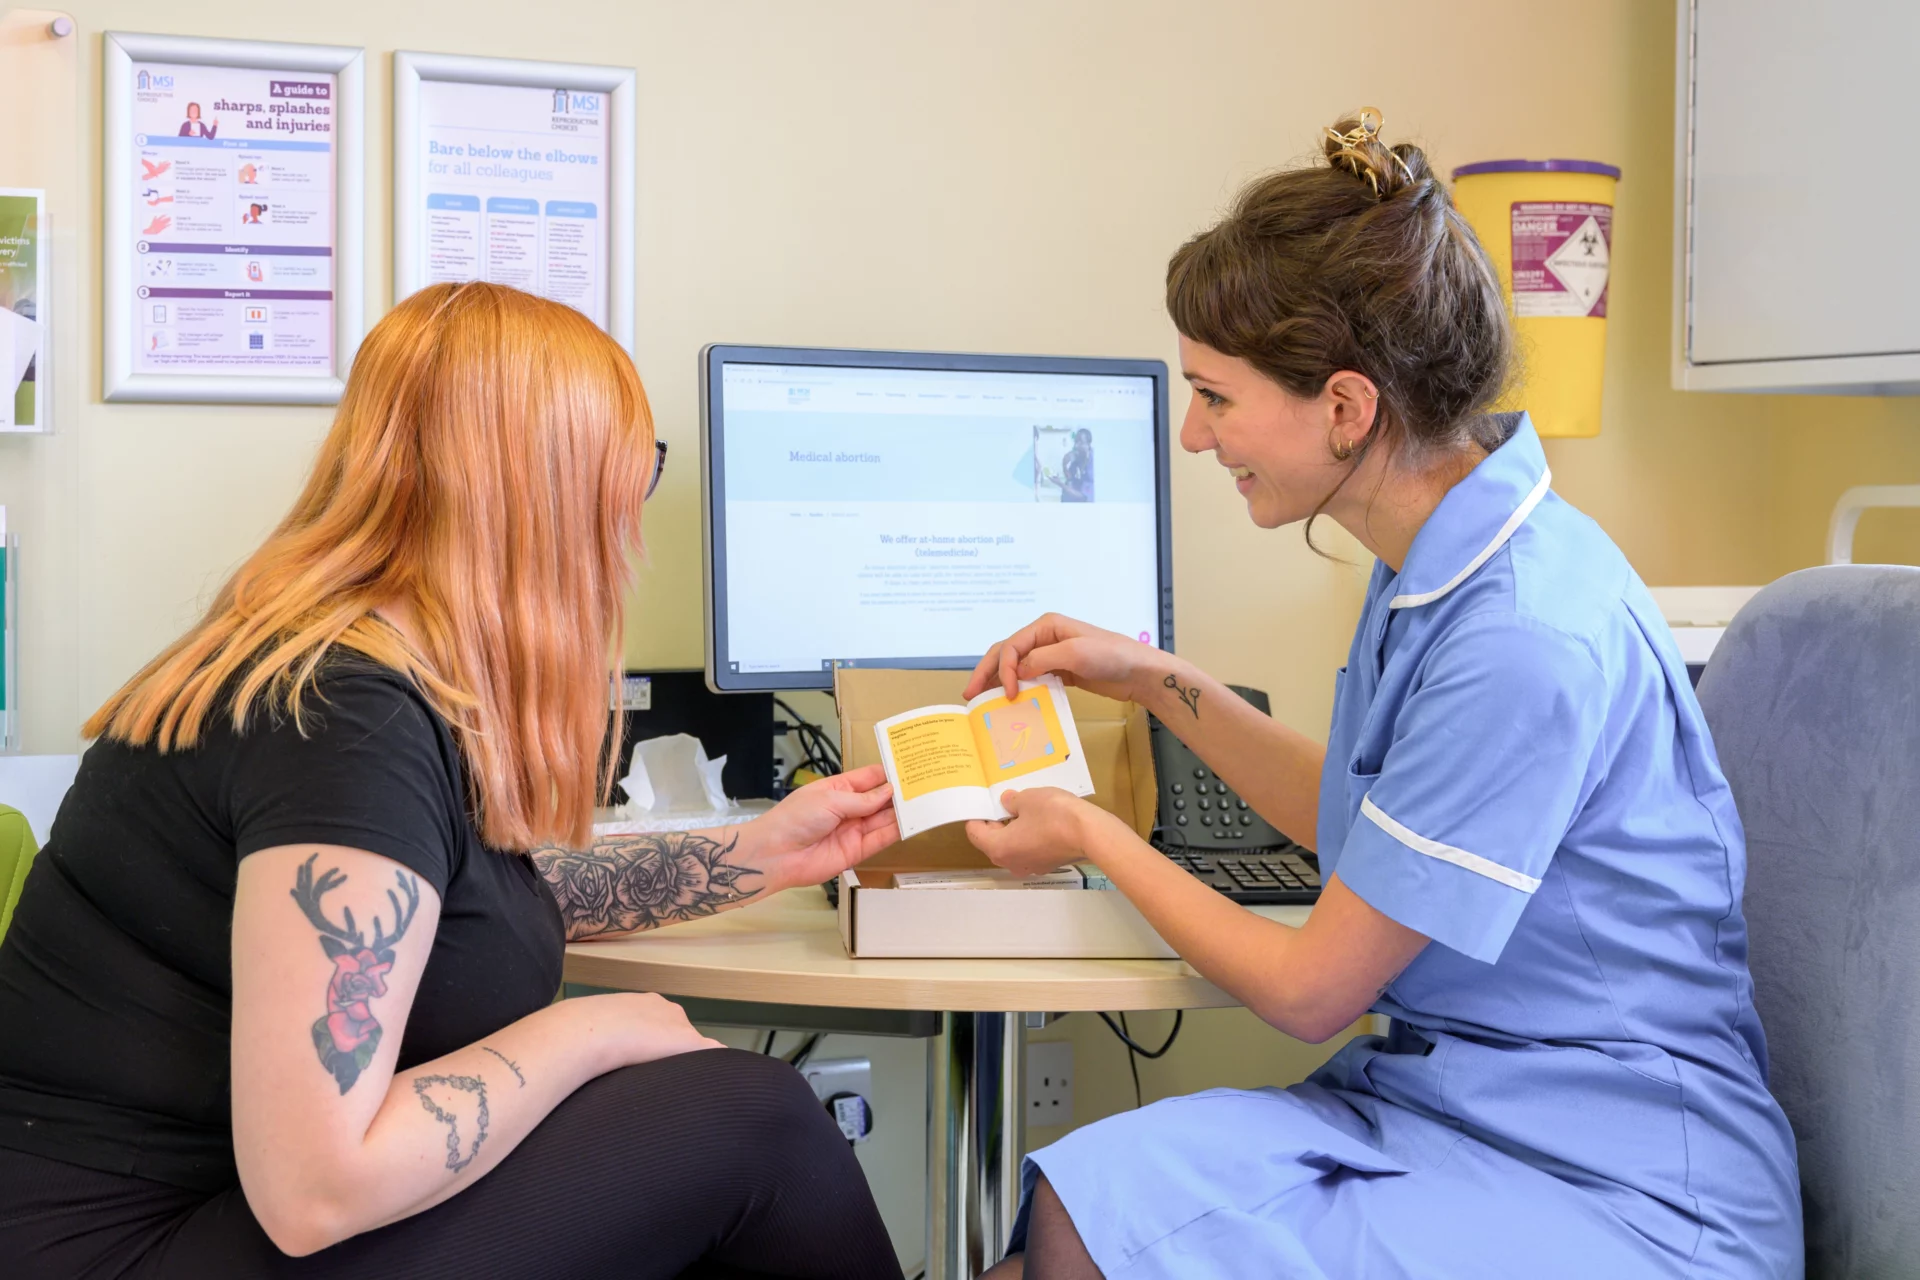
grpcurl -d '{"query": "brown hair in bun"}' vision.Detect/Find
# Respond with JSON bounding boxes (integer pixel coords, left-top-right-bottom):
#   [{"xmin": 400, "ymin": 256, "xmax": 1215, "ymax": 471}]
[{"xmin": 1167, "ymin": 109, "xmax": 1514, "ymax": 482}]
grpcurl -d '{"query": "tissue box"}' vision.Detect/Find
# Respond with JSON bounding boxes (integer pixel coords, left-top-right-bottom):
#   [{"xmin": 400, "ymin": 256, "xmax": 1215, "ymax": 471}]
[{"xmin": 834, "ymin": 668, "xmax": 1171, "ymax": 958}]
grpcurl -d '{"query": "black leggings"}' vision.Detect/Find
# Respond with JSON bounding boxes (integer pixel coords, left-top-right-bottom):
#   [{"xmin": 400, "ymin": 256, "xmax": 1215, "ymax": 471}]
[{"xmin": 0, "ymin": 1048, "xmax": 901, "ymax": 1280}]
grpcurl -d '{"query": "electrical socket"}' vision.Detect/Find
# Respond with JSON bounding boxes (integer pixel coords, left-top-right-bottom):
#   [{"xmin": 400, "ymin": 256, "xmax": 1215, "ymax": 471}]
[
  {"xmin": 613, "ymin": 674, "xmax": 651, "ymax": 710},
  {"xmin": 1026, "ymin": 1040, "xmax": 1073, "ymax": 1126},
  {"xmin": 800, "ymin": 1057, "xmax": 875, "ymax": 1144}
]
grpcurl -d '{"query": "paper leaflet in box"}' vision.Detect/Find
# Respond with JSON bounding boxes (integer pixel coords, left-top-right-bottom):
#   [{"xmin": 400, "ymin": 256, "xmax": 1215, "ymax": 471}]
[{"xmin": 833, "ymin": 667, "xmax": 1169, "ymax": 958}]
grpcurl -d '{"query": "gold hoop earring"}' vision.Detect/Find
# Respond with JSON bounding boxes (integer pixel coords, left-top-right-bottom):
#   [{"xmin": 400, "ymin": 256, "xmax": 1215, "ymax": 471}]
[{"xmin": 1330, "ymin": 435, "xmax": 1361, "ymax": 462}]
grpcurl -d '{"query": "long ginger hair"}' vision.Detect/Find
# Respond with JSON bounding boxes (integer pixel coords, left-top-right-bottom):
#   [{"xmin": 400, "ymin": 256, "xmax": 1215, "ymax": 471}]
[{"xmin": 84, "ymin": 283, "xmax": 654, "ymax": 851}]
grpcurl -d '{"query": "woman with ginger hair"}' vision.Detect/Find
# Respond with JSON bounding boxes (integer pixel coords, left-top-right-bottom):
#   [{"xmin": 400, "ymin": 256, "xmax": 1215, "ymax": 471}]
[{"xmin": 0, "ymin": 283, "xmax": 904, "ymax": 1278}]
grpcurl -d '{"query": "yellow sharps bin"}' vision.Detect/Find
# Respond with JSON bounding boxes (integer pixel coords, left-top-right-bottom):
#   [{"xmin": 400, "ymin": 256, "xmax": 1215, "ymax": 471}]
[{"xmin": 1451, "ymin": 159, "xmax": 1620, "ymax": 439}]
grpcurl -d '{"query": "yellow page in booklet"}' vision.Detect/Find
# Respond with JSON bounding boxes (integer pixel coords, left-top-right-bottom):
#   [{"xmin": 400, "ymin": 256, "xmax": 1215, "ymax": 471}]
[{"xmin": 883, "ymin": 712, "xmax": 988, "ymax": 801}]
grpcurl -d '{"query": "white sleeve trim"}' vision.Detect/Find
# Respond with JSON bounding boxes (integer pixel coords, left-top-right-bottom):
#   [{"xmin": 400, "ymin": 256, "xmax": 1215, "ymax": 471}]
[
  {"xmin": 1359, "ymin": 794, "xmax": 1542, "ymax": 894},
  {"xmin": 1389, "ymin": 467, "xmax": 1553, "ymax": 609}
]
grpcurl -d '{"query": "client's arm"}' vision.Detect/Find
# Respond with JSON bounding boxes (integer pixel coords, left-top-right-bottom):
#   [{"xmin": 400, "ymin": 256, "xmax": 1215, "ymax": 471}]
[
  {"xmin": 532, "ymin": 765, "xmax": 899, "ymax": 941},
  {"xmin": 231, "ymin": 844, "xmax": 722, "ymax": 1256}
]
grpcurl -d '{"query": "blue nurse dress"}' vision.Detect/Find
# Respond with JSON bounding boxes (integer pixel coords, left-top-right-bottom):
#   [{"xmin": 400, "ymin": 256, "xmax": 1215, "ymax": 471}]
[{"xmin": 1011, "ymin": 415, "xmax": 1802, "ymax": 1278}]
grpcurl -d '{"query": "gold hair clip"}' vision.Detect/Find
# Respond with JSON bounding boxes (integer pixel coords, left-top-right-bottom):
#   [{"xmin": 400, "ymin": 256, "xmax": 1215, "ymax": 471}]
[{"xmin": 1324, "ymin": 107, "xmax": 1415, "ymax": 195}]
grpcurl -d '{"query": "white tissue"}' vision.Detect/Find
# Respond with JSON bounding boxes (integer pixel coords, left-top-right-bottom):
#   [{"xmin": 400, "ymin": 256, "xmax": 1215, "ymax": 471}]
[{"xmin": 619, "ymin": 733, "xmax": 731, "ymax": 815}]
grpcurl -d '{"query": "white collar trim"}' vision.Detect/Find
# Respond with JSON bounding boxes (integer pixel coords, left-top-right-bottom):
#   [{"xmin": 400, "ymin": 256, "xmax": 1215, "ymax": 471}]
[{"xmin": 1388, "ymin": 466, "xmax": 1553, "ymax": 610}]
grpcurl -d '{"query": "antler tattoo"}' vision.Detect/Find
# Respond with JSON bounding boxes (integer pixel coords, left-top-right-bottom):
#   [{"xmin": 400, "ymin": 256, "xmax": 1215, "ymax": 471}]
[
  {"xmin": 291, "ymin": 854, "xmax": 420, "ymax": 961},
  {"xmin": 291, "ymin": 853, "xmax": 422, "ymax": 1095},
  {"xmin": 370, "ymin": 875, "xmax": 421, "ymax": 957}
]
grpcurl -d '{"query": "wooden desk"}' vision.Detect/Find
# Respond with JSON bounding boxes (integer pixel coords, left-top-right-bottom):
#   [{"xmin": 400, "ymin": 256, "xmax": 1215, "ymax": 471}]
[
  {"xmin": 561, "ymin": 884, "xmax": 1288, "ymax": 1012},
  {"xmin": 564, "ymin": 886, "xmax": 1310, "ymax": 1279}
]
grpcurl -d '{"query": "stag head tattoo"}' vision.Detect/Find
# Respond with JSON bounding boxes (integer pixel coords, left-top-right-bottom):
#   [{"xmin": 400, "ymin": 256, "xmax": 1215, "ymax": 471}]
[{"xmin": 290, "ymin": 853, "xmax": 421, "ymax": 1094}]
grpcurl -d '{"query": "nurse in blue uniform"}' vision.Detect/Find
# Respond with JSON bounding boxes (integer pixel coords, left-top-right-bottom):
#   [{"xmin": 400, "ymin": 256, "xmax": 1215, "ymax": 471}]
[{"xmin": 969, "ymin": 112, "xmax": 1802, "ymax": 1279}]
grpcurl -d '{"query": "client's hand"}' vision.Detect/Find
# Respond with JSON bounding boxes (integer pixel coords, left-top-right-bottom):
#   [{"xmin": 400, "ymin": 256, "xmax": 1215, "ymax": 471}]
[
  {"xmin": 964, "ymin": 612, "xmax": 1170, "ymax": 703},
  {"xmin": 742, "ymin": 764, "xmax": 900, "ymax": 892},
  {"xmin": 580, "ymin": 992, "xmax": 727, "ymax": 1067},
  {"xmin": 966, "ymin": 787, "xmax": 1116, "ymax": 877}
]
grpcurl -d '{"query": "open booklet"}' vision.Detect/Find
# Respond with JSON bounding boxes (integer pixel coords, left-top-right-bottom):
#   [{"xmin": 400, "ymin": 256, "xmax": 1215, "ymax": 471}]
[{"xmin": 874, "ymin": 675, "xmax": 1094, "ymax": 839}]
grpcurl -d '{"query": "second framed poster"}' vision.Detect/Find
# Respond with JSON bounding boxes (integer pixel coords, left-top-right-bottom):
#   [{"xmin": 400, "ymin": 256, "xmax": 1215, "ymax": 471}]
[{"xmin": 394, "ymin": 53, "xmax": 634, "ymax": 349}]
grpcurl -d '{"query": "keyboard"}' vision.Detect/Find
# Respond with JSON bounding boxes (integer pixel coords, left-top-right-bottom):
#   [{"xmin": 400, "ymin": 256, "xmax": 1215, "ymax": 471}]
[{"xmin": 1151, "ymin": 840, "xmax": 1323, "ymax": 905}]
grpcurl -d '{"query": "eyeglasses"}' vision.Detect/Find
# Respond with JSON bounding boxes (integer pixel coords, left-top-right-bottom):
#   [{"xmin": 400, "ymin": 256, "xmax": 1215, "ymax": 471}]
[{"xmin": 646, "ymin": 440, "xmax": 668, "ymax": 500}]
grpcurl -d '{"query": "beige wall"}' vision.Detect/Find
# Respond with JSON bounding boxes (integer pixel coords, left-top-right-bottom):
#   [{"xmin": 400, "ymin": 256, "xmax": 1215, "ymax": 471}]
[{"xmin": 1765, "ymin": 398, "xmax": 1920, "ymax": 568}]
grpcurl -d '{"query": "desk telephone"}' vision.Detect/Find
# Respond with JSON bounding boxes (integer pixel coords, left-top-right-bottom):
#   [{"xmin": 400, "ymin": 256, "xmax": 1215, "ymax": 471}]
[{"xmin": 1149, "ymin": 685, "xmax": 1322, "ymax": 905}]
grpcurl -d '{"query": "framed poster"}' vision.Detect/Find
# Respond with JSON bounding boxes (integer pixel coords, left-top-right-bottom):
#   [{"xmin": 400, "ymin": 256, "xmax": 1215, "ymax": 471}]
[
  {"xmin": 0, "ymin": 190, "xmax": 45, "ymax": 432},
  {"xmin": 103, "ymin": 32, "xmax": 365, "ymax": 404},
  {"xmin": 394, "ymin": 52, "xmax": 634, "ymax": 350}
]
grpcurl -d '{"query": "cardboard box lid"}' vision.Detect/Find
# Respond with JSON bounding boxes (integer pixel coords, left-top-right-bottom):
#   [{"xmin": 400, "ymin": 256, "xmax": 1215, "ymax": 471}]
[{"xmin": 835, "ymin": 667, "xmax": 1157, "ymax": 871}]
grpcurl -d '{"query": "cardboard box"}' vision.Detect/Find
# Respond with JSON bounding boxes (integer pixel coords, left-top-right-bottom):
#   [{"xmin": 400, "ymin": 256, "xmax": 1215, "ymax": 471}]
[{"xmin": 834, "ymin": 668, "xmax": 1174, "ymax": 958}]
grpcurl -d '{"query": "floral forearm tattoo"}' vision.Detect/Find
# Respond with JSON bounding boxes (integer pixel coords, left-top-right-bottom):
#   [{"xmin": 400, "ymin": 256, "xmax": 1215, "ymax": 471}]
[
  {"xmin": 290, "ymin": 853, "xmax": 420, "ymax": 1094},
  {"xmin": 532, "ymin": 830, "xmax": 761, "ymax": 941}
]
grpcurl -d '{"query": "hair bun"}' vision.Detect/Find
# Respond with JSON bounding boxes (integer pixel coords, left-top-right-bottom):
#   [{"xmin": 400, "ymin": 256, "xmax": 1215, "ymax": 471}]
[{"xmin": 1323, "ymin": 108, "xmax": 1428, "ymax": 199}]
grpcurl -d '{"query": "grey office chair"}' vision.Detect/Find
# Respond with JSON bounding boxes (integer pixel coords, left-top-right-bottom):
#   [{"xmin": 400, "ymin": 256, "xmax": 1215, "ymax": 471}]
[{"xmin": 1695, "ymin": 565, "xmax": 1920, "ymax": 1278}]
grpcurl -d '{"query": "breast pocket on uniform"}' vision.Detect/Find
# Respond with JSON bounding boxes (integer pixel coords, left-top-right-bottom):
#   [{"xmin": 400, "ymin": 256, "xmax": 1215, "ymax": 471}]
[{"xmin": 1346, "ymin": 757, "xmax": 1383, "ymax": 813}]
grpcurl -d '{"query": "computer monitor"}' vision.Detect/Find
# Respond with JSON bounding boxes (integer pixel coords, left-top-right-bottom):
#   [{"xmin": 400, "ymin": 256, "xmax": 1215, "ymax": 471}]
[{"xmin": 701, "ymin": 344, "xmax": 1173, "ymax": 693}]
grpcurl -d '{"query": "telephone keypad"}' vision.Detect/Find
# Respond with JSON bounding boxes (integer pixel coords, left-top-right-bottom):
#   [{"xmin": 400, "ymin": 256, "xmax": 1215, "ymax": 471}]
[{"xmin": 1151, "ymin": 692, "xmax": 1320, "ymax": 904}]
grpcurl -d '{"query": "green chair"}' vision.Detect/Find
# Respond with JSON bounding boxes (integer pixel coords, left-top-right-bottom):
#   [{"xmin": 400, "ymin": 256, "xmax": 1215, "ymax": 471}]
[{"xmin": 0, "ymin": 803, "xmax": 39, "ymax": 943}]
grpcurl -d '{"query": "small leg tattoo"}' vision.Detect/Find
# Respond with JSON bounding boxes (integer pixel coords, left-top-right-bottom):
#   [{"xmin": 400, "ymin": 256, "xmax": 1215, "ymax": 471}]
[
  {"xmin": 289, "ymin": 853, "xmax": 421, "ymax": 1094},
  {"xmin": 1163, "ymin": 673, "xmax": 1202, "ymax": 718},
  {"xmin": 480, "ymin": 1045, "xmax": 525, "ymax": 1087},
  {"xmin": 414, "ymin": 1074, "xmax": 491, "ymax": 1172}
]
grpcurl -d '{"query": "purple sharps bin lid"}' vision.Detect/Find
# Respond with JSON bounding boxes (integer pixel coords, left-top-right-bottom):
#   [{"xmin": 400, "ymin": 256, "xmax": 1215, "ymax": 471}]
[{"xmin": 1451, "ymin": 159, "xmax": 1622, "ymax": 180}]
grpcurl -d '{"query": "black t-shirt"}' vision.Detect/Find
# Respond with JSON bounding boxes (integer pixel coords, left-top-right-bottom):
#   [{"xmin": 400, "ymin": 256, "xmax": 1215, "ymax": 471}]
[{"xmin": 0, "ymin": 657, "xmax": 565, "ymax": 1192}]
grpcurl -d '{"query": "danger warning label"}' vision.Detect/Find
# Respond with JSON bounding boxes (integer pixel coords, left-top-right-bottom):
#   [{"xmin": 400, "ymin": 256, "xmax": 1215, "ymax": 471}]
[{"xmin": 1510, "ymin": 201, "xmax": 1611, "ymax": 318}]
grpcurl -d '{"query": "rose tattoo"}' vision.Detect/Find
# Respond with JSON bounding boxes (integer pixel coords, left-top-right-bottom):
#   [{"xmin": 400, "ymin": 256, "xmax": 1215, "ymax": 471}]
[
  {"xmin": 532, "ymin": 831, "xmax": 758, "ymax": 942},
  {"xmin": 290, "ymin": 854, "xmax": 420, "ymax": 1093},
  {"xmin": 323, "ymin": 947, "xmax": 392, "ymax": 1056}
]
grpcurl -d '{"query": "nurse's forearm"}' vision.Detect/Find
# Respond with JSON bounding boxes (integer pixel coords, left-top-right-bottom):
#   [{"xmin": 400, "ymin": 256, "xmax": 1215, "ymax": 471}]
[
  {"xmin": 1079, "ymin": 808, "xmax": 1418, "ymax": 1043},
  {"xmin": 1141, "ymin": 657, "xmax": 1327, "ymax": 849}
]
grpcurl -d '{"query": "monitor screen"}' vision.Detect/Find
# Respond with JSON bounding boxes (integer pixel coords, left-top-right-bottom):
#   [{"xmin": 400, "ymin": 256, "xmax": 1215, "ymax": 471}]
[{"xmin": 701, "ymin": 345, "xmax": 1172, "ymax": 692}]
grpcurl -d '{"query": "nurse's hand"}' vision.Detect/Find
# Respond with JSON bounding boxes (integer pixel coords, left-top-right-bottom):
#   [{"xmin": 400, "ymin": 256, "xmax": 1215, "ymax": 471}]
[
  {"xmin": 966, "ymin": 787, "xmax": 1119, "ymax": 876},
  {"xmin": 964, "ymin": 612, "xmax": 1170, "ymax": 703},
  {"xmin": 742, "ymin": 765, "xmax": 901, "ymax": 891}
]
